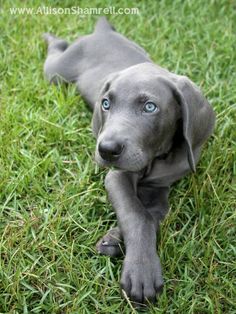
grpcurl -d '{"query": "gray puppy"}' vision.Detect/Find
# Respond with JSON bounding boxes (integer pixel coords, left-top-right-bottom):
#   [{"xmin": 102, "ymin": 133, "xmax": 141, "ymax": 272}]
[{"xmin": 43, "ymin": 17, "xmax": 215, "ymax": 304}]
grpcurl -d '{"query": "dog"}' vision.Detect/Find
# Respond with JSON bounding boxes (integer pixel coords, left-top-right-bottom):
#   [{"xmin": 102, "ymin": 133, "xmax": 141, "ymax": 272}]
[{"xmin": 43, "ymin": 17, "xmax": 215, "ymax": 305}]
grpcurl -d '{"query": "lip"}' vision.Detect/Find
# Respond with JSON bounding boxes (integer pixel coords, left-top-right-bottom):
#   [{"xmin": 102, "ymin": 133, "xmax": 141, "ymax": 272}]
[
  {"xmin": 95, "ymin": 154, "xmax": 145, "ymax": 172},
  {"xmin": 101, "ymin": 153, "xmax": 121, "ymax": 162},
  {"xmin": 95, "ymin": 152, "xmax": 114, "ymax": 167}
]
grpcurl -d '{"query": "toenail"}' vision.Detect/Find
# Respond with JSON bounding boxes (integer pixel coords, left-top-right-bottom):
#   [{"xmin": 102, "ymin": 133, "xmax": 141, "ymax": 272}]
[{"xmin": 102, "ymin": 241, "xmax": 109, "ymax": 246}]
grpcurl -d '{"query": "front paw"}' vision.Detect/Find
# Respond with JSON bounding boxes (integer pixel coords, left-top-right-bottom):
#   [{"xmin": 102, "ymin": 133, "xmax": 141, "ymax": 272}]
[{"xmin": 120, "ymin": 254, "xmax": 163, "ymax": 304}]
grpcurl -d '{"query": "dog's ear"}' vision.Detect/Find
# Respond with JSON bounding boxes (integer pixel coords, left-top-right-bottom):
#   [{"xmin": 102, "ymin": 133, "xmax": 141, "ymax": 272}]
[
  {"xmin": 175, "ymin": 77, "xmax": 215, "ymax": 172},
  {"xmin": 92, "ymin": 100, "xmax": 103, "ymax": 138},
  {"xmin": 92, "ymin": 72, "xmax": 119, "ymax": 138},
  {"xmin": 160, "ymin": 75, "xmax": 215, "ymax": 172}
]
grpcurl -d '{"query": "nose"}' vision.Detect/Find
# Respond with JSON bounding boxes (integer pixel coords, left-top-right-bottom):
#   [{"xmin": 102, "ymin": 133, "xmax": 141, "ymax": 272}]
[{"xmin": 98, "ymin": 140, "xmax": 124, "ymax": 162}]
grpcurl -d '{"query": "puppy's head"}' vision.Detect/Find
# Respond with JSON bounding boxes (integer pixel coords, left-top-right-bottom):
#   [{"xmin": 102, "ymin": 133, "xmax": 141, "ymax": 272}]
[{"xmin": 92, "ymin": 63, "xmax": 215, "ymax": 172}]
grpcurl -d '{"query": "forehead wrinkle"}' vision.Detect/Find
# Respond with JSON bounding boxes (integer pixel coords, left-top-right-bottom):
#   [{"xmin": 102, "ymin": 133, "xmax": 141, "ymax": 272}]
[
  {"xmin": 134, "ymin": 91, "xmax": 160, "ymax": 104},
  {"xmin": 135, "ymin": 93, "xmax": 149, "ymax": 103},
  {"xmin": 107, "ymin": 90, "xmax": 115, "ymax": 102}
]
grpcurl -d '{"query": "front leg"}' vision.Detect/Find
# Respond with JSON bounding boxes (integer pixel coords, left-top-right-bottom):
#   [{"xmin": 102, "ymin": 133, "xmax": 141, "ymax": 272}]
[
  {"xmin": 105, "ymin": 170, "xmax": 163, "ymax": 304},
  {"xmin": 96, "ymin": 186, "xmax": 169, "ymax": 258}
]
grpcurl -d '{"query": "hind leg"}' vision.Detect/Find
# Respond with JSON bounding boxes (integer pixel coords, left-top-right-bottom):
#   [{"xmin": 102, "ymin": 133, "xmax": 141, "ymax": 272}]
[
  {"xmin": 43, "ymin": 33, "xmax": 68, "ymax": 51},
  {"xmin": 43, "ymin": 33, "xmax": 77, "ymax": 84},
  {"xmin": 96, "ymin": 227, "xmax": 124, "ymax": 257}
]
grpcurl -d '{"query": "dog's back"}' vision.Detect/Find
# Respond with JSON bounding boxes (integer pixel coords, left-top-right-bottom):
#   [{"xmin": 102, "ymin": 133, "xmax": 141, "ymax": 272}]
[
  {"xmin": 74, "ymin": 17, "xmax": 151, "ymax": 106},
  {"xmin": 44, "ymin": 17, "xmax": 151, "ymax": 107}
]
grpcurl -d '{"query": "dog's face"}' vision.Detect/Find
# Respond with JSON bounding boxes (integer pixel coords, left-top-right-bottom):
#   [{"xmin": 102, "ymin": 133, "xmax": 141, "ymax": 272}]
[{"xmin": 93, "ymin": 64, "xmax": 181, "ymax": 172}]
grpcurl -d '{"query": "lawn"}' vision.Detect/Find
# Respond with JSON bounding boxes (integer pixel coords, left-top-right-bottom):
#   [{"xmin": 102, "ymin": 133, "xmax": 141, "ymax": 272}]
[{"xmin": 0, "ymin": 0, "xmax": 235, "ymax": 313}]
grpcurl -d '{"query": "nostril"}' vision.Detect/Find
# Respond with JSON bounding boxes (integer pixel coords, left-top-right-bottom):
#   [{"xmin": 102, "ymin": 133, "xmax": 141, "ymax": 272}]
[
  {"xmin": 98, "ymin": 140, "xmax": 124, "ymax": 161},
  {"xmin": 111, "ymin": 143, "xmax": 123, "ymax": 156}
]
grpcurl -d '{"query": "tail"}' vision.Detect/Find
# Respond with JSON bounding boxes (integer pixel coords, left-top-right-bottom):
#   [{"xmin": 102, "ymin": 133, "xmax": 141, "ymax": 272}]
[{"xmin": 95, "ymin": 16, "xmax": 116, "ymax": 32}]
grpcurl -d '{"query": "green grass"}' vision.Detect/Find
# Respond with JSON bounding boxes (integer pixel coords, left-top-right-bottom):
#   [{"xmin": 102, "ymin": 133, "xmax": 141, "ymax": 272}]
[{"xmin": 0, "ymin": 0, "xmax": 235, "ymax": 313}]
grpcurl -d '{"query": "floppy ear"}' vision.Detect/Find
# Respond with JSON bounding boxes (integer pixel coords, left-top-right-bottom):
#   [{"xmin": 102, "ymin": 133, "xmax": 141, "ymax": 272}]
[
  {"xmin": 92, "ymin": 100, "xmax": 103, "ymax": 138},
  {"xmin": 175, "ymin": 77, "xmax": 215, "ymax": 172},
  {"xmin": 92, "ymin": 72, "xmax": 120, "ymax": 138},
  {"xmin": 91, "ymin": 80, "xmax": 109, "ymax": 138},
  {"xmin": 160, "ymin": 75, "xmax": 215, "ymax": 172}
]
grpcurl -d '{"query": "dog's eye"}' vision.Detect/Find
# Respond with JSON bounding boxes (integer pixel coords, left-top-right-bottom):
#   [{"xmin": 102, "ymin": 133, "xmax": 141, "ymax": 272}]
[
  {"xmin": 143, "ymin": 102, "xmax": 158, "ymax": 113},
  {"xmin": 101, "ymin": 99, "xmax": 110, "ymax": 111}
]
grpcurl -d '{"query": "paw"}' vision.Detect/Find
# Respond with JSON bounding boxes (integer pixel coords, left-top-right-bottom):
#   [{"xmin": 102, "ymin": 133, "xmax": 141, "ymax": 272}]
[
  {"xmin": 96, "ymin": 227, "xmax": 124, "ymax": 257},
  {"xmin": 120, "ymin": 254, "xmax": 163, "ymax": 304}
]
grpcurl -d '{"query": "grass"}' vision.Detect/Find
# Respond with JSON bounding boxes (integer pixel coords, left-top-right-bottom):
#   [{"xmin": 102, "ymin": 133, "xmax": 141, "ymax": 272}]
[{"xmin": 0, "ymin": 0, "xmax": 235, "ymax": 313}]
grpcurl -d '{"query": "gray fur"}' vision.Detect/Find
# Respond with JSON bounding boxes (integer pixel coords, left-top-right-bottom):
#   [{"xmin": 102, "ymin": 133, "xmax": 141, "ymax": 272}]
[{"xmin": 43, "ymin": 17, "xmax": 215, "ymax": 305}]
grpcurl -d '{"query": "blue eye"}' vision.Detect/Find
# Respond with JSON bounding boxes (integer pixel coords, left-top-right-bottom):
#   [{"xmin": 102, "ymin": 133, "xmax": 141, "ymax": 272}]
[
  {"xmin": 143, "ymin": 102, "xmax": 158, "ymax": 113},
  {"xmin": 102, "ymin": 99, "xmax": 110, "ymax": 111}
]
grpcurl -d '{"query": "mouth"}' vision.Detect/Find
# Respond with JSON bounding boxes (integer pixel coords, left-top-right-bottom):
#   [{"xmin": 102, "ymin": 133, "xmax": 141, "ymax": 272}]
[
  {"xmin": 95, "ymin": 150, "xmax": 119, "ymax": 168},
  {"xmin": 94, "ymin": 149, "xmax": 148, "ymax": 172}
]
